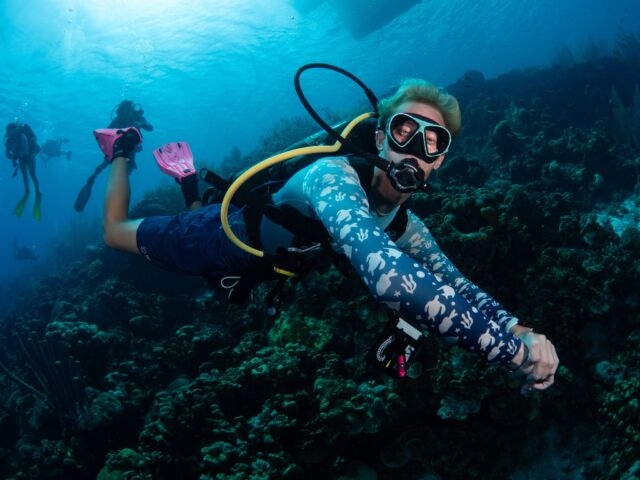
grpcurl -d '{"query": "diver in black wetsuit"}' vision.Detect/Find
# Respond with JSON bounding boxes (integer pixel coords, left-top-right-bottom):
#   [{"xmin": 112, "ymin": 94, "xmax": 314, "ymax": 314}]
[
  {"xmin": 13, "ymin": 237, "xmax": 38, "ymax": 262},
  {"xmin": 39, "ymin": 138, "xmax": 72, "ymax": 163},
  {"xmin": 5, "ymin": 122, "xmax": 43, "ymax": 219}
]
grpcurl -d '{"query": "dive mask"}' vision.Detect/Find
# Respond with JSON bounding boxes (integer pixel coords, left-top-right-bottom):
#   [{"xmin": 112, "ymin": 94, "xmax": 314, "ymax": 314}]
[{"xmin": 386, "ymin": 112, "xmax": 451, "ymax": 163}]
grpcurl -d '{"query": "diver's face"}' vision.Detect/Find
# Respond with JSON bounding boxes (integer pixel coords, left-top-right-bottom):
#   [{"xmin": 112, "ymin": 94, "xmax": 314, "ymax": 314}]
[{"xmin": 376, "ymin": 101, "xmax": 447, "ymax": 181}]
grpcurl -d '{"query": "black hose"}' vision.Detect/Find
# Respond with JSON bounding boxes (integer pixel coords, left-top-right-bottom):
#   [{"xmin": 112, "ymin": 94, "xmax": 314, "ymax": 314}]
[{"xmin": 294, "ymin": 63, "xmax": 388, "ymax": 170}]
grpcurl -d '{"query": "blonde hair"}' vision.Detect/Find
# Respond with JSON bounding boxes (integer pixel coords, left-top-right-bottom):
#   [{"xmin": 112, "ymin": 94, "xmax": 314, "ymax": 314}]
[{"xmin": 377, "ymin": 78, "xmax": 461, "ymax": 136}]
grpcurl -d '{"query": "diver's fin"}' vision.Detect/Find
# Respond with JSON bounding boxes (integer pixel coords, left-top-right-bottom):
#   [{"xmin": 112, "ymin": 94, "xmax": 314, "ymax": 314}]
[
  {"xmin": 74, "ymin": 176, "xmax": 95, "ymax": 212},
  {"xmin": 13, "ymin": 193, "xmax": 29, "ymax": 217},
  {"xmin": 153, "ymin": 142, "xmax": 195, "ymax": 182},
  {"xmin": 93, "ymin": 127, "xmax": 142, "ymax": 160},
  {"xmin": 33, "ymin": 193, "xmax": 42, "ymax": 221}
]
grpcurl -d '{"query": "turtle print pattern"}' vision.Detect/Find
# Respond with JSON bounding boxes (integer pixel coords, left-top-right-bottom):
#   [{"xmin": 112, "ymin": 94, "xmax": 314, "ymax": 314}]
[{"xmin": 301, "ymin": 157, "xmax": 522, "ymax": 365}]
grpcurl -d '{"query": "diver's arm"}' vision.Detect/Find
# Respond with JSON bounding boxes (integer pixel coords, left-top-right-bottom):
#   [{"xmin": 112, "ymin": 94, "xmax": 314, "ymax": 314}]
[
  {"xmin": 7, "ymin": 147, "xmax": 17, "ymax": 167},
  {"xmin": 138, "ymin": 117, "xmax": 153, "ymax": 132},
  {"xmin": 6, "ymin": 139, "xmax": 17, "ymax": 161},
  {"xmin": 398, "ymin": 211, "xmax": 520, "ymax": 331},
  {"xmin": 303, "ymin": 158, "xmax": 522, "ymax": 366},
  {"xmin": 398, "ymin": 210, "xmax": 559, "ymax": 389}
]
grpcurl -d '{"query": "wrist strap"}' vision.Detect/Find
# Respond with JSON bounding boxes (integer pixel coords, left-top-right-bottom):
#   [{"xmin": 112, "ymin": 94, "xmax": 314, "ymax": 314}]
[
  {"xmin": 509, "ymin": 341, "xmax": 530, "ymax": 371},
  {"xmin": 180, "ymin": 174, "xmax": 200, "ymax": 207}
]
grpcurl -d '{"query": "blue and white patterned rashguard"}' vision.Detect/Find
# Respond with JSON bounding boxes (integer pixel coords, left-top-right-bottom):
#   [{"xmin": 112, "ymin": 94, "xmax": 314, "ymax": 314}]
[{"xmin": 264, "ymin": 157, "xmax": 523, "ymax": 366}]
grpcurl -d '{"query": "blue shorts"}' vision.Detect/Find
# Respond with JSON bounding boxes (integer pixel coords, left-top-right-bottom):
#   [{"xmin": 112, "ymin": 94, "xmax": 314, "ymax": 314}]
[{"xmin": 136, "ymin": 204, "xmax": 255, "ymax": 283}]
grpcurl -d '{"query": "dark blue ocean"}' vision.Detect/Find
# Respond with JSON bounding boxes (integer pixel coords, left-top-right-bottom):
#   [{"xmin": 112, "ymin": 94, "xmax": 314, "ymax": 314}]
[{"xmin": 1, "ymin": 1, "xmax": 639, "ymax": 479}]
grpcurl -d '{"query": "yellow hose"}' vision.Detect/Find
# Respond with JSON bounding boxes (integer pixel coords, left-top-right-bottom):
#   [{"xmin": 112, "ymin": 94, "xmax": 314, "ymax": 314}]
[{"xmin": 220, "ymin": 112, "xmax": 375, "ymax": 275}]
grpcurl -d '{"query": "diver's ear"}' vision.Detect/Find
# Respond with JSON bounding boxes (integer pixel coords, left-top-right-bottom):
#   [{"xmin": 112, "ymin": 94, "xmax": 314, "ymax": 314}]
[
  {"xmin": 432, "ymin": 155, "xmax": 445, "ymax": 170},
  {"xmin": 375, "ymin": 130, "xmax": 385, "ymax": 151}
]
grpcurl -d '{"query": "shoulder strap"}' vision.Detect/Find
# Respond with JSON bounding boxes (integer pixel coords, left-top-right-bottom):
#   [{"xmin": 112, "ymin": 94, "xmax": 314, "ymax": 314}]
[
  {"xmin": 346, "ymin": 155, "xmax": 375, "ymax": 191},
  {"xmin": 262, "ymin": 202, "xmax": 330, "ymax": 244},
  {"xmin": 386, "ymin": 203, "xmax": 408, "ymax": 241}
]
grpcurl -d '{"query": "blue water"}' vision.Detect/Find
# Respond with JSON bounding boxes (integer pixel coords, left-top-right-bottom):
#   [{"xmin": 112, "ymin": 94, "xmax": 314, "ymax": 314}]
[{"xmin": 0, "ymin": 0, "xmax": 638, "ymax": 309}]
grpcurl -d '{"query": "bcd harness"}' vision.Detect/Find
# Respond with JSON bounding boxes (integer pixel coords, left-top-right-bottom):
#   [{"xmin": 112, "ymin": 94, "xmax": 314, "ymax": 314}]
[
  {"xmin": 199, "ymin": 136, "xmax": 423, "ymax": 380},
  {"xmin": 199, "ymin": 118, "xmax": 409, "ymax": 306}
]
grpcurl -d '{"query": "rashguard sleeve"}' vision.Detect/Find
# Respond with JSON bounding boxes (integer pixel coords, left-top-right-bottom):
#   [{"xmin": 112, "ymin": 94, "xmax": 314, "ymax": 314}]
[
  {"xmin": 399, "ymin": 211, "xmax": 520, "ymax": 331},
  {"xmin": 302, "ymin": 158, "xmax": 522, "ymax": 366}
]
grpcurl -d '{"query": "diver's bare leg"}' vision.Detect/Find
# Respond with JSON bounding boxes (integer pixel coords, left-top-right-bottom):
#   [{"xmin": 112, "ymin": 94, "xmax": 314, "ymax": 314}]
[{"xmin": 103, "ymin": 157, "xmax": 143, "ymax": 254}]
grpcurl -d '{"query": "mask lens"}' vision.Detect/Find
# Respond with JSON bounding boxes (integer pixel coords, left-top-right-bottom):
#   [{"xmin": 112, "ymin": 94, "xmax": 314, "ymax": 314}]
[
  {"xmin": 424, "ymin": 125, "xmax": 450, "ymax": 156},
  {"xmin": 389, "ymin": 115, "xmax": 419, "ymax": 146}
]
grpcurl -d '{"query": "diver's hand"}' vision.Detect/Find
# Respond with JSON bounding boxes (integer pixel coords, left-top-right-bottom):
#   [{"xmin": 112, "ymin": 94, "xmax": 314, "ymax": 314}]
[
  {"xmin": 511, "ymin": 327, "xmax": 559, "ymax": 394},
  {"xmin": 112, "ymin": 128, "xmax": 141, "ymax": 160}
]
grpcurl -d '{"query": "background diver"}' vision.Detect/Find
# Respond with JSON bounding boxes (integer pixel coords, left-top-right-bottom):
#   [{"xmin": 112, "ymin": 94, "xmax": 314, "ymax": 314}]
[
  {"xmin": 4, "ymin": 121, "xmax": 43, "ymax": 220},
  {"xmin": 97, "ymin": 78, "xmax": 559, "ymax": 393},
  {"xmin": 39, "ymin": 138, "xmax": 72, "ymax": 163},
  {"xmin": 12, "ymin": 237, "xmax": 38, "ymax": 262},
  {"xmin": 74, "ymin": 100, "xmax": 153, "ymax": 212}
]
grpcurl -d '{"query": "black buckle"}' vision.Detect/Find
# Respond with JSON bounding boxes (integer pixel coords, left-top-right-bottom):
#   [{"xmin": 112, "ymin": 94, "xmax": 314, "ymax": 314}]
[{"xmin": 366, "ymin": 315, "xmax": 424, "ymax": 378}]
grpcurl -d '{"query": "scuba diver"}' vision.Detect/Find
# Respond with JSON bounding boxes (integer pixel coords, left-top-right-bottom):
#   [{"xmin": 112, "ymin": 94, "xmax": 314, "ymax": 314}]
[
  {"xmin": 96, "ymin": 67, "xmax": 559, "ymax": 392},
  {"xmin": 74, "ymin": 100, "xmax": 153, "ymax": 212},
  {"xmin": 39, "ymin": 138, "xmax": 72, "ymax": 163},
  {"xmin": 4, "ymin": 121, "xmax": 42, "ymax": 220},
  {"xmin": 13, "ymin": 237, "xmax": 38, "ymax": 262}
]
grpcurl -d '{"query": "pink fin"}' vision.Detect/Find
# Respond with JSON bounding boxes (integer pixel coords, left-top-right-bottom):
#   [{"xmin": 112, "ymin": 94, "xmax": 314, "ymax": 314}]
[
  {"xmin": 153, "ymin": 142, "xmax": 195, "ymax": 180},
  {"xmin": 93, "ymin": 127, "xmax": 142, "ymax": 160}
]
